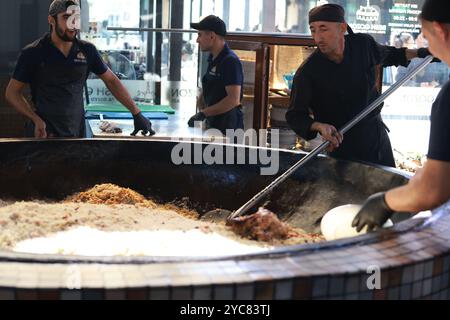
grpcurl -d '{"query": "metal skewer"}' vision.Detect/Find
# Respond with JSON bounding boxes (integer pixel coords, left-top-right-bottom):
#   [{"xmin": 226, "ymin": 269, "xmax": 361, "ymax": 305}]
[{"xmin": 228, "ymin": 55, "xmax": 434, "ymax": 220}]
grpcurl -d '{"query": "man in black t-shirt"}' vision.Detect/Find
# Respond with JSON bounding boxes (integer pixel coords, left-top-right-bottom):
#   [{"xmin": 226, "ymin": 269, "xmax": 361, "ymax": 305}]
[
  {"xmin": 353, "ymin": 0, "xmax": 450, "ymax": 232},
  {"xmin": 5, "ymin": 0, "xmax": 155, "ymax": 138},
  {"xmin": 188, "ymin": 16, "xmax": 244, "ymax": 134}
]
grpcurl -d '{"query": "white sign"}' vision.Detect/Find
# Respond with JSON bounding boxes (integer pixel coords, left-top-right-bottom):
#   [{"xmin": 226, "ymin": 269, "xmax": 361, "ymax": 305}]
[
  {"xmin": 382, "ymin": 86, "xmax": 438, "ymax": 116},
  {"xmin": 351, "ymin": 0, "xmax": 387, "ymax": 35},
  {"xmin": 86, "ymin": 79, "xmax": 156, "ymax": 104}
]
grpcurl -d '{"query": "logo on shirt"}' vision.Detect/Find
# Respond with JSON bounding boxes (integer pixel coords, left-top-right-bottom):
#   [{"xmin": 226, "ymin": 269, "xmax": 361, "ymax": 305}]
[
  {"xmin": 209, "ymin": 66, "xmax": 218, "ymax": 76},
  {"xmin": 74, "ymin": 51, "xmax": 87, "ymax": 63}
]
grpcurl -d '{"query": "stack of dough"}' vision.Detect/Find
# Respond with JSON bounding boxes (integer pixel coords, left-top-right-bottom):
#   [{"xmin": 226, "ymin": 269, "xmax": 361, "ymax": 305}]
[{"xmin": 321, "ymin": 204, "xmax": 393, "ymax": 241}]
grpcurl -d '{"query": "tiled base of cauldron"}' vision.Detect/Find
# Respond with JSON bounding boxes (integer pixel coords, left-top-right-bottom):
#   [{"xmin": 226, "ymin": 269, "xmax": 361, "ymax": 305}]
[{"xmin": 1, "ymin": 203, "xmax": 450, "ymax": 300}]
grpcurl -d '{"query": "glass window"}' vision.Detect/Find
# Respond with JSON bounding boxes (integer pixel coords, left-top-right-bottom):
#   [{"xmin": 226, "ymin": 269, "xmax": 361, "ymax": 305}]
[{"xmin": 79, "ymin": 0, "xmax": 449, "ymax": 159}]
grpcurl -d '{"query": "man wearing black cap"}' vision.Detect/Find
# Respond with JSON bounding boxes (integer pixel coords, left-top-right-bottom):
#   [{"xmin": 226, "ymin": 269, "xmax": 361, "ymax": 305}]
[
  {"xmin": 353, "ymin": 0, "xmax": 450, "ymax": 232},
  {"xmin": 188, "ymin": 15, "xmax": 244, "ymax": 134},
  {"xmin": 286, "ymin": 4, "xmax": 434, "ymax": 167},
  {"xmin": 5, "ymin": 0, "xmax": 155, "ymax": 138}
]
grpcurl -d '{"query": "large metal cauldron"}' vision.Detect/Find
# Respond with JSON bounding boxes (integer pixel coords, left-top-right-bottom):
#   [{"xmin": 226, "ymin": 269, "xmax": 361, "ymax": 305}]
[{"xmin": 0, "ymin": 139, "xmax": 410, "ymax": 260}]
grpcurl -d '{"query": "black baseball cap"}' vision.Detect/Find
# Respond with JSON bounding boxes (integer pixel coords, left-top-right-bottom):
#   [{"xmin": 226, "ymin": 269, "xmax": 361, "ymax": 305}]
[
  {"xmin": 190, "ymin": 15, "xmax": 227, "ymax": 36},
  {"xmin": 420, "ymin": 0, "xmax": 450, "ymax": 23},
  {"xmin": 49, "ymin": 0, "xmax": 79, "ymax": 16}
]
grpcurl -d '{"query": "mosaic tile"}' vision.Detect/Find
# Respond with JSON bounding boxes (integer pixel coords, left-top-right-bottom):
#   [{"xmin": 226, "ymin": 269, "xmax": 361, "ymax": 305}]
[
  {"xmin": 375, "ymin": 249, "xmax": 396, "ymax": 259},
  {"xmin": 328, "ymin": 276, "xmax": 345, "ymax": 296},
  {"xmin": 192, "ymin": 286, "xmax": 212, "ymax": 300},
  {"xmin": 38, "ymin": 290, "xmax": 60, "ymax": 300},
  {"xmin": 104, "ymin": 289, "xmax": 127, "ymax": 300},
  {"xmin": 248, "ymin": 272, "xmax": 273, "ymax": 282},
  {"xmin": 412, "ymin": 281, "xmax": 423, "ymax": 299},
  {"xmin": 422, "ymin": 279, "xmax": 432, "ymax": 297},
  {"xmin": 149, "ymin": 287, "xmax": 170, "ymax": 300},
  {"xmin": 443, "ymin": 256, "xmax": 450, "ymax": 272},
  {"xmin": 16, "ymin": 278, "xmax": 39, "ymax": 289},
  {"xmin": 171, "ymin": 286, "xmax": 192, "ymax": 300},
  {"xmin": 15, "ymin": 289, "xmax": 39, "ymax": 300},
  {"xmin": 293, "ymin": 278, "xmax": 313, "ymax": 300},
  {"xmin": 0, "ymin": 289, "xmax": 15, "ymax": 300},
  {"xmin": 82, "ymin": 289, "xmax": 104, "ymax": 300},
  {"xmin": 389, "ymin": 256, "xmax": 413, "ymax": 266},
  {"xmin": 80, "ymin": 277, "xmax": 105, "ymax": 288},
  {"xmin": 170, "ymin": 276, "xmax": 193, "ymax": 287},
  {"xmin": 371, "ymin": 240, "xmax": 398, "ymax": 250},
  {"xmin": 235, "ymin": 283, "xmax": 254, "ymax": 300},
  {"xmin": 404, "ymin": 241, "xmax": 425, "ymax": 252},
  {"xmin": 422, "ymin": 247, "xmax": 442, "ymax": 258},
  {"xmin": 344, "ymin": 293, "xmax": 359, "ymax": 300},
  {"xmin": 358, "ymin": 291, "xmax": 373, "ymax": 300},
  {"xmin": 102, "ymin": 275, "xmax": 126, "ymax": 289},
  {"xmin": 387, "ymin": 287, "xmax": 400, "ymax": 300},
  {"xmin": 274, "ymin": 280, "xmax": 293, "ymax": 300},
  {"xmin": 441, "ymin": 272, "xmax": 449, "ymax": 290},
  {"xmin": 400, "ymin": 284, "xmax": 412, "ymax": 300},
  {"xmin": 373, "ymin": 289, "xmax": 386, "ymax": 300},
  {"xmin": 401, "ymin": 265, "xmax": 415, "ymax": 284},
  {"xmin": 433, "ymin": 257, "xmax": 445, "ymax": 277},
  {"xmin": 60, "ymin": 289, "xmax": 82, "ymax": 300},
  {"xmin": 387, "ymin": 268, "xmax": 403, "ymax": 287},
  {"xmin": 254, "ymin": 281, "xmax": 274, "ymax": 300},
  {"xmin": 432, "ymin": 276, "xmax": 442, "ymax": 293},
  {"xmin": 424, "ymin": 261, "xmax": 434, "ymax": 279},
  {"xmin": 413, "ymin": 263, "xmax": 425, "ymax": 282},
  {"xmin": 431, "ymin": 293, "xmax": 441, "ymax": 300},
  {"xmin": 214, "ymin": 285, "xmax": 234, "ymax": 300},
  {"xmin": 312, "ymin": 277, "xmax": 328, "ymax": 298},
  {"xmin": 127, "ymin": 288, "xmax": 148, "ymax": 300},
  {"xmin": 344, "ymin": 275, "xmax": 360, "ymax": 294}
]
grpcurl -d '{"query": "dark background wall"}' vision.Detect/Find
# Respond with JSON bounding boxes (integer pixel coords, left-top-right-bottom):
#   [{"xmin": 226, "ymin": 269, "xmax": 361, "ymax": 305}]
[{"xmin": 0, "ymin": 0, "xmax": 51, "ymax": 137}]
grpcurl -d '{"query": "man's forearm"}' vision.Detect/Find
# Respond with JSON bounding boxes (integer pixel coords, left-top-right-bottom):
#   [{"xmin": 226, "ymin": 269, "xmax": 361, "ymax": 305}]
[
  {"xmin": 201, "ymin": 96, "xmax": 239, "ymax": 117},
  {"xmin": 197, "ymin": 95, "xmax": 206, "ymax": 110},
  {"xmin": 104, "ymin": 78, "xmax": 140, "ymax": 115},
  {"xmin": 386, "ymin": 161, "xmax": 450, "ymax": 213},
  {"xmin": 310, "ymin": 122, "xmax": 324, "ymax": 133},
  {"xmin": 6, "ymin": 92, "xmax": 41, "ymax": 123},
  {"xmin": 385, "ymin": 183, "xmax": 446, "ymax": 213}
]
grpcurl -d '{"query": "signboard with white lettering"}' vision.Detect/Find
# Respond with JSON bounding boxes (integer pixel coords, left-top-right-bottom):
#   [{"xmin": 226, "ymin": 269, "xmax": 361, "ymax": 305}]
[
  {"xmin": 349, "ymin": 0, "xmax": 387, "ymax": 35},
  {"xmin": 86, "ymin": 79, "xmax": 155, "ymax": 104},
  {"xmin": 388, "ymin": 1, "xmax": 424, "ymax": 37}
]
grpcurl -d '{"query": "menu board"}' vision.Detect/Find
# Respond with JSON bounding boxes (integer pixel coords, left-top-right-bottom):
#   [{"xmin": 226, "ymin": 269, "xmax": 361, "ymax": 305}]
[
  {"xmin": 388, "ymin": 1, "xmax": 424, "ymax": 36},
  {"xmin": 349, "ymin": 0, "xmax": 388, "ymax": 35},
  {"xmin": 347, "ymin": 0, "xmax": 425, "ymax": 43}
]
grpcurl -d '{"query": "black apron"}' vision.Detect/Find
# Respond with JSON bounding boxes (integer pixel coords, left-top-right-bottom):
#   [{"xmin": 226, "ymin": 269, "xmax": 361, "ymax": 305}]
[
  {"xmin": 26, "ymin": 41, "xmax": 88, "ymax": 138},
  {"xmin": 331, "ymin": 114, "xmax": 395, "ymax": 167}
]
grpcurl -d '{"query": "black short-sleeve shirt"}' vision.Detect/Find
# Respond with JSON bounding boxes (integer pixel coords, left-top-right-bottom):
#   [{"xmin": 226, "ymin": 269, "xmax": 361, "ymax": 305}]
[
  {"xmin": 13, "ymin": 33, "xmax": 107, "ymax": 85},
  {"xmin": 11, "ymin": 33, "xmax": 108, "ymax": 137},
  {"xmin": 202, "ymin": 43, "xmax": 244, "ymax": 107},
  {"xmin": 428, "ymin": 80, "xmax": 450, "ymax": 161}
]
